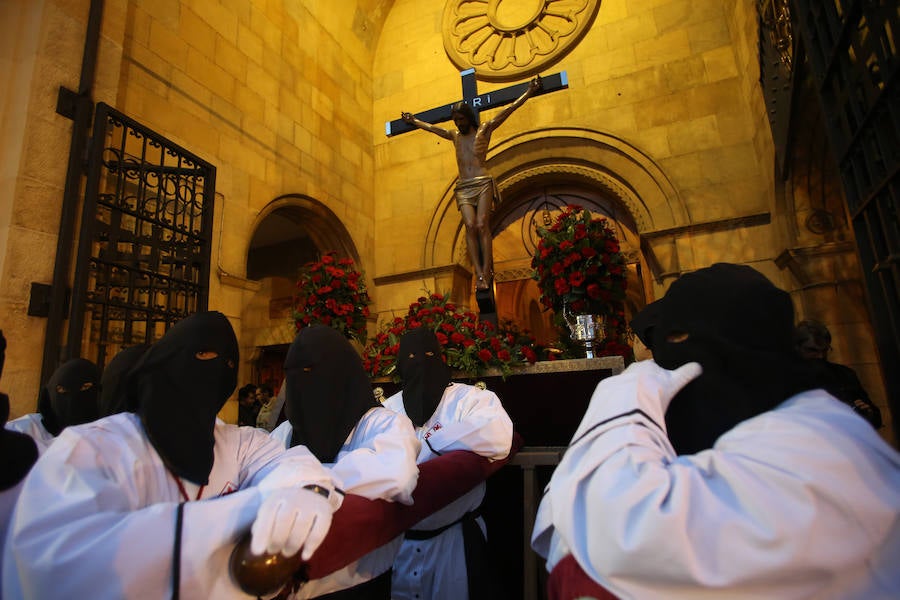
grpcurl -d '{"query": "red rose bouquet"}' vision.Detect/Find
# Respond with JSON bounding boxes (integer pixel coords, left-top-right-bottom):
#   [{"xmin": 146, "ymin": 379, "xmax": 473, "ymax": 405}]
[
  {"xmin": 294, "ymin": 252, "xmax": 371, "ymax": 344},
  {"xmin": 531, "ymin": 205, "xmax": 631, "ymax": 358},
  {"xmin": 362, "ymin": 292, "xmax": 543, "ymax": 380}
]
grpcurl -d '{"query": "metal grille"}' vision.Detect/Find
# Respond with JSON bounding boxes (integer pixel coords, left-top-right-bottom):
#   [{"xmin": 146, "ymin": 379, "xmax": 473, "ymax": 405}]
[
  {"xmin": 68, "ymin": 103, "xmax": 216, "ymax": 369},
  {"xmin": 758, "ymin": 0, "xmax": 797, "ymax": 175},
  {"xmin": 791, "ymin": 1, "xmax": 900, "ymax": 404}
]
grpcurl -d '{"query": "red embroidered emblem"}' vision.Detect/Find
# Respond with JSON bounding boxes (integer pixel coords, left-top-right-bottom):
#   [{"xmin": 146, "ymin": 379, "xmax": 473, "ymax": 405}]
[
  {"xmin": 218, "ymin": 482, "xmax": 238, "ymax": 496},
  {"xmin": 423, "ymin": 422, "xmax": 443, "ymax": 440}
]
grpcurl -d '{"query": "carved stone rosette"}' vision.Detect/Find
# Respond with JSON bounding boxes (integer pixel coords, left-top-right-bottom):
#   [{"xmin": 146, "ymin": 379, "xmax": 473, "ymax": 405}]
[{"xmin": 442, "ymin": 0, "xmax": 601, "ymax": 81}]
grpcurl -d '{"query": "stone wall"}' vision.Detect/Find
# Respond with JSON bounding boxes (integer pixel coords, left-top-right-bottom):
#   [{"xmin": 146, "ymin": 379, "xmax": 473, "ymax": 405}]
[
  {"xmin": 0, "ymin": 0, "xmax": 890, "ymax": 442},
  {"xmin": 373, "ymin": 0, "xmax": 776, "ymax": 303},
  {"xmin": 0, "ymin": 0, "xmax": 381, "ymax": 416}
]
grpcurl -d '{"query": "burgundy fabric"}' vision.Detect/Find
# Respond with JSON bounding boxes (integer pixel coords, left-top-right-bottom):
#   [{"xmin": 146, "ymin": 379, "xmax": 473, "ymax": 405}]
[
  {"xmin": 304, "ymin": 431, "xmax": 523, "ymax": 579},
  {"xmin": 548, "ymin": 554, "xmax": 619, "ymax": 600},
  {"xmin": 231, "ymin": 433, "xmax": 523, "ymax": 593}
]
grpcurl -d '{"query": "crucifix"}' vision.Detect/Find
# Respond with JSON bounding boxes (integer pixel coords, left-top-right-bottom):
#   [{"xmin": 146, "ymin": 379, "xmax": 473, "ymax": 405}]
[{"xmin": 387, "ymin": 69, "xmax": 568, "ymax": 318}]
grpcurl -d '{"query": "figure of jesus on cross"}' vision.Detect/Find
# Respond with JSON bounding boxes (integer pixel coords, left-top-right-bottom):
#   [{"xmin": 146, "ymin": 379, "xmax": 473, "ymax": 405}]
[{"xmin": 401, "ymin": 76, "xmax": 542, "ymax": 290}]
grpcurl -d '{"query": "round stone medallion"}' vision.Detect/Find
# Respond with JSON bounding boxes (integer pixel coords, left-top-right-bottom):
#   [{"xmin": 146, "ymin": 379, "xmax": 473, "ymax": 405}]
[{"xmin": 442, "ymin": 0, "xmax": 601, "ymax": 81}]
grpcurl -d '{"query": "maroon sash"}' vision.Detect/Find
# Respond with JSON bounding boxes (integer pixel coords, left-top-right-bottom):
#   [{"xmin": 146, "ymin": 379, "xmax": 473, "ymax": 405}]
[
  {"xmin": 548, "ymin": 554, "xmax": 619, "ymax": 600},
  {"xmin": 232, "ymin": 433, "xmax": 524, "ymax": 597}
]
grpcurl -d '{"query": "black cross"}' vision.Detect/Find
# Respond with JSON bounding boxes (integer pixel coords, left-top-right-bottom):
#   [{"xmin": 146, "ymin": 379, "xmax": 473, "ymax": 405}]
[
  {"xmin": 385, "ymin": 69, "xmax": 568, "ymax": 136},
  {"xmin": 386, "ymin": 69, "xmax": 568, "ymax": 318}
]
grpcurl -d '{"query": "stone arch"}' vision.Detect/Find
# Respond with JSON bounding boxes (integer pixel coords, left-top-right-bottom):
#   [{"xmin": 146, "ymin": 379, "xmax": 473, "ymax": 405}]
[
  {"xmin": 246, "ymin": 194, "xmax": 362, "ymax": 274},
  {"xmin": 423, "ymin": 127, "xmax": 686, "ymax": 279},
  {"xmin": 241, "ymin": 194, "xmax": 362, "ymax": 386}
]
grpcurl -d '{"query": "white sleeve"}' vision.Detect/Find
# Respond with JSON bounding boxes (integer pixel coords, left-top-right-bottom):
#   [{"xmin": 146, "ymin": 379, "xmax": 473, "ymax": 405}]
[
  {"xmin": 265, "ymin": 419, "xmax": 294, "ymax": 452},
  {"xmin": 421, "ymin": 386, "xmax": 512, "ymax": 460},
  {"xmin": 330, "ymin": 408, "xmax": 420, "ymax": 504},
  {"xmin": 532, "ymin": 389, "xmax": 898, "ymax": 594},
  {"xmin": 249, "ymin": 442, "xmax": 343, "ymax": 498},
  {"xmin": 2, "ymin": 431, "xmax": 261, "ymax": 599}
]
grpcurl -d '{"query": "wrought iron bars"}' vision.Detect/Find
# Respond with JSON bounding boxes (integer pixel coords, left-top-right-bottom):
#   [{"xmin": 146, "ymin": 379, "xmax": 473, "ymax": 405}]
[{"xmin": 68, "ymin": 103, "xmax": 216, "ymax": 369}]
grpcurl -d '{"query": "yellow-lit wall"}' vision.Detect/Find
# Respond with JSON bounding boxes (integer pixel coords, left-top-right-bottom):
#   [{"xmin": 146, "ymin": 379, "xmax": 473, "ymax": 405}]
[
  {"xmin": 0, "ymin": 0, "xmax": 383, "ymax": 418},
  {"xmin": 374, "ymin": 1, "xmax": 776, "ymax": 290},
  {"xmin": 0, "ymin": 0, "xmax": 891, "ymax": 444}
]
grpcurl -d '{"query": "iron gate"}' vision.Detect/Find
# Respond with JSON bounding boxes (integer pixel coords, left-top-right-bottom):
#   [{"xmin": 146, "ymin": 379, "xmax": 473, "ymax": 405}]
[
  {"xmin": 791, "ymin": 0, "xmax": 900, "ymax": 420},
  {"xmin": 67, "ymin": 103, "xmax": 216, "ymax": 369}
]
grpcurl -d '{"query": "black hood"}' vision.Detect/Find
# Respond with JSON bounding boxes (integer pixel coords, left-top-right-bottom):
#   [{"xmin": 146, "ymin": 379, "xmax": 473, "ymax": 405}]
[
  {"xmin": 633, "ymin": 263, "xmax": 815, "ymax": 454},
  {"xmin": 284, "ymin": 325, "xmax": 377, "ymax": 463},
  {"xmin": 98, "ymin": 344, "xmax": 150, "ymax": 417},
  {"xmin": 38, "ymin": 358, "xmax": 101, "ymax": 436},
  {"xmin": 1, "ymin": 329, "xmax": 38, "ymax": 490},
  {"xmin": 126, "ymin": 312, "xmax": 238, "ymax": 485},
  {"xmin": 397, "ymin": 327, "xmax": 450, "ymax": 427}
]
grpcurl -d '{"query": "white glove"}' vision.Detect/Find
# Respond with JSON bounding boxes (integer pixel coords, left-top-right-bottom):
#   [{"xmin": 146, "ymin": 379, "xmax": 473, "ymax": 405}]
[
  {"xmin": 571, "ymin": 360, "xmax": 702, "ymax": 443},
  {"xmin": 251, "ymin": 486, "xmax": 334, "ymax": 559},
  {"xmin": 632, "ymin": 359, "xmax": 702, "ymax": 423}
]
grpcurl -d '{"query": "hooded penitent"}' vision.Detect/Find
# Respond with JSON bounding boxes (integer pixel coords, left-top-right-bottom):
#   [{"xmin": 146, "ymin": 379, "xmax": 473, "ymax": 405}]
[
  {"xmin": 396, "ymin": 327, "xmax": 451, "ymax": 428},
  {"xmin": 631, "ymin": 263, "xmax": 814, "ymax": 454},
  {"xmin": 37, "ymin": 358, "xmax": 101, "ymax": 436},
  {"xmin": 0, "ymin": 393, "xmax": 37, "ymax": 490},
  {"xmin": 284, "ymin": 324, "xmax": 377, "ymax": 463},
  {"xmin": 98, "ymin": 344, "xmax": 150, "ymax": 418},
  {"xmin": 126, "ymin": 311, "xmax": 238, "ymax": 485},
  {"xmin": 0, "ymin": 331, "xmax": 37, "ymax": 490}
]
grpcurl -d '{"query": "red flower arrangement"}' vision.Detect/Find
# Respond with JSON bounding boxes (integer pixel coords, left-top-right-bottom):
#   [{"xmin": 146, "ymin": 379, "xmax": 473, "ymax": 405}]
[
  {"xmin": 294, "ymin": 252, "xmax": 371, "ymax": 344},
  {"xmin": 532, "ymin": 205, "xmax": 628, "ymax": 315},
  {"xmin": 362, "ymin": 293, "xmax": 544, "ymax": 380},
  {"xmin": 531, "ymin": 205, "xmax": 631, "ymax": 359}
]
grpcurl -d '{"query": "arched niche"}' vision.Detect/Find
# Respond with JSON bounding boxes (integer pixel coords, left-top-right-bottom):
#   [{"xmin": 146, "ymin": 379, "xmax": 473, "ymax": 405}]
[
  {"xmin": 424, "ymin": 128, "xmax": 686, "ymax": 277},
  {"xmin": 421, "ymin": 129, "xmax": 683, "ymax": 343},
  {"xmin": 246, "ymin": 194, "xmax": 362, "ymax": 279},
  {"xmin": 242, "ymin": 194, "xmax": 361, "ymax": 388}
]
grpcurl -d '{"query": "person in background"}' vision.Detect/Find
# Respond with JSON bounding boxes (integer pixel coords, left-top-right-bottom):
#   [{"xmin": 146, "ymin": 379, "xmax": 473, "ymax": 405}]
[
  {"xmin": 256, "ymin": 383, "xmax": 279, "ymax": 432},
  {"xmin": 270, "ymin": 324, "xmax": 420, "ymax": 599},
  {"xmin": 532, "ymin": 263, "xmax": 900, "ymax": 599},
  {"xmin": 238, "ymin": 383, "xmax": 261, "ymax": 427},
  {"xmin": 97, "ymin": 344, "xmax": 150, "ymax": 418},
  {"xmin": 384, "ymin": 327, "xmax": 513, "ymax": 600},
  {"xmin": 3, "ymin": 311, "xmax": 342, "ymax": 599},
  {"xmin": 793, "ymin": 319, "xmax": 882, "ymax": 429},
  {"xmin": 5, "ymin": 357, "xmax": 101, "ymax": 455}
]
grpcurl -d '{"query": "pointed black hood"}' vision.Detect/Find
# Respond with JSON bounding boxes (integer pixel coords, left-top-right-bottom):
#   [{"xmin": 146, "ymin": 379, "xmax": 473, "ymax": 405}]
[
  {"xmin": 284, "ymin": 325, "xmax": 376, "ymax": 463},
  {"xmin": 397, "ymin": 327, "xmax": 450, "ymax": 427},
  {"xmin": 126, "ymin": 311, "xmax": 238, "ymax": 485},
  {"xmin": 634, "ymin": 263, "xmax": 815, "ymax": 454},
  {"xmin": 38, "ymin": 358, "xmax": 101, "ymax": 436},
  {"xmin": 98, "ymin": 344, "xmax": 150, "ymax": 417}
]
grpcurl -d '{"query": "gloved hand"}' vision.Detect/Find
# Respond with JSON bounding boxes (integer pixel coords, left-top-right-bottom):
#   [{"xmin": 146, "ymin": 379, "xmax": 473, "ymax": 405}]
[
  {"xmin": 251, "ymin": 486, "xmax": 334, "ymax": 559},
  {"xmin": 632, "ymin": 359, "xmax": 702, "ymax": 424},
  {"xmin": 571, "ymin": 359, "xmax": 702, "ymax": 444}
]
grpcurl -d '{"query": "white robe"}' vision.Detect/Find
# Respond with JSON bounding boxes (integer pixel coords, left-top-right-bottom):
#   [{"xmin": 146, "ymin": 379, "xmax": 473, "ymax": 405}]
[
  {"xmin": 5, "ymin": 413, "xmax": 56, "ymax": 455},
  {"xmin": 531, "ymin": 387, "xmax": 900, "ymax": 599},
  {"xmin": 0, "ymin": 479, "xmax": 26, "ymax": 592},
  {"xmin": 3, "ymin": 412, "xmax": 337, "ymax": 600},
  {"xmin": 3, "ymin": 412, "xmax": 55, "ymax": 582},
  {"xmin": 270, "ymin": 405, "xmax": 420, "ymax": 598},
  {"xmin": 383, "ymin": 382, "xmax": 513, "ymax": 600}
]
